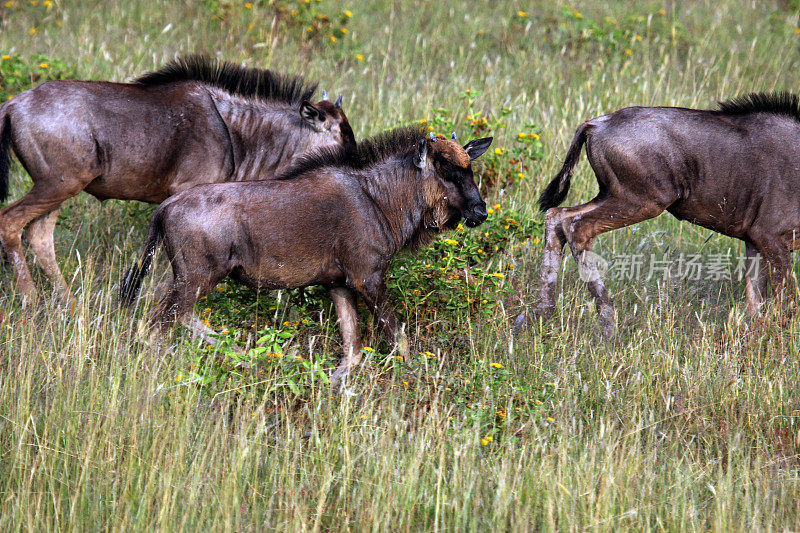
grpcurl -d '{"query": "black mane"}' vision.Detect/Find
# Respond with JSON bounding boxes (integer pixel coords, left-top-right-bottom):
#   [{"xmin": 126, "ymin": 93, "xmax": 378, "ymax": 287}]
[
  {"xmin": 134, "ymin": 55, "xmax": 317, "ymax": 105},
  {"xmin": 717, "ymin": 92, "xmax": 800, "ymax": 121},
  {"xmin": 276, "ymin": 125, "xmax": 427, "ymax": 180}
]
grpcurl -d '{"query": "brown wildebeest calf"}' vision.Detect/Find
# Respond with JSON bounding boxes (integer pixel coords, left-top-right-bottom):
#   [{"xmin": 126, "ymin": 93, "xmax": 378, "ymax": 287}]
[
  {"xmin": 0, "ymin": 55, "xmax": 355, "ymax": 301},
  {"xmin": 518, "ymin": 93, "xmax": 800, "ymax": 337},
  {"xmin": 120, "ymin": 127, "xmax": 492, "ymax": 385}
]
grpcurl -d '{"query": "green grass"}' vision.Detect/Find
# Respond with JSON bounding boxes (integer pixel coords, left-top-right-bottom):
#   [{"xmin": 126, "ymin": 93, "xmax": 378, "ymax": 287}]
[{"xmin": 3, "ymin": 0, "xmax": 800, "ymax": 529}]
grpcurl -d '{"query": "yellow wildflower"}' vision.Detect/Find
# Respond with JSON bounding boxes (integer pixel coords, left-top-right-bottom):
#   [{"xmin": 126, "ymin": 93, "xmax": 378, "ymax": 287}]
[
  {"xmin": 28, "ymin": 27, "xmax": 37, "ymax": 35},
  {"xmin": 634, "ymin": 34, "xmax": 642, "ymax": 41},
  {"xmin": 658, "ymin": 8, "xmax": 666, "ymax": 15},
  {"xmin": 340, "ymin": 28, "xmax": 348, "ymax": 34},
  {"xmin": 1, "ymin": 55, "xmax": 10, "ymax": 60},
  {"xmin": 330, "ymin": 35, "xmax": 337, "ymax": 43},
  {"xmin": 516, "ymin": 10, "xmax": 528, "ymax": 17},
  {"xmin": 344, "ymin": 9, "xmax": 353, "ymax": 17},
  {"xmin": 493, "ymin": 203, "xmax": 501, "ymax": 209},
  {"xmin": 624, "ymin": 48, "xmax": 633, "ymax": 55},
  {"xmin": 39, "ymin": 63, "xmax": 49, "ymax": 69},
  {"xmin": 4, "ymin": 1, "xmax": 13, "ymax": 6},
  {"xmin": 445, "ymin": 238, "xmax": 459, "ymax": 245},
  {"xmin": 29, "ymin": 0, "xmax": 37, "ymax": 5},
  {"xmin": 355, "ymin": 53, "xmax": 364, "ymax": 61},
  {"xmin": 43, "ymin": 0, "xmax": 51, "ymax": 5},
  {"xmin": 244, "ymin": 2, "xmax": 252, "ymax": 8},
  {"xmin": 574, "ymin": 11, "xmax": 583, "ymax": 18},
  {"xmin": 517, "ymin": 172, "xmax": 525, "ymax": 179},
  {"xmin": 363, "ymin": 346, "xmax": 375, "ymax": 352},
  {"xmin": 494, "ymin": 148, "xmax": 503, "ymax": 155},
  {"xmin": 456, "ymin": 223, "xmax": 464, "ymax": 232},
  {"xmin": 518, "ymin": 132, "xmax": 526, "ymax": 138},
  {"xmin": 487, "ymin": 208, "xmax": 494, "ymax": 215},
  {"xmin": 491, "ymin": 273, "xmax": 504, "ymax": 279},
  {"xmin": 490, "ymin": 362, "xmax": 504, "ymax": 368},
  {"xmin": 531, "ymin": 132, "xmax": 540, "ymax": 140},
  {"xmin": 546, "ymin": 417, "xmax": 555, "ymax": 422}
]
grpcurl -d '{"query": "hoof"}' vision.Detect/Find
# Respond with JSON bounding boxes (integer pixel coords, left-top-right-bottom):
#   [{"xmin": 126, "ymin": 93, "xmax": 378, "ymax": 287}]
[{"xmin": 511, "ymin": 314, "xmax": 528, "ymax": 334}]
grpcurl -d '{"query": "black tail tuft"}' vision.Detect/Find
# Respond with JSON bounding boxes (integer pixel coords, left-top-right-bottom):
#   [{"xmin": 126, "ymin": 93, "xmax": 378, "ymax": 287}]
[
  {"xmin": 0, "ymin": 104, "xmax": 12, "ymax": 203},
  {"xmin": 120, "ymin": 208, "xmax": 165, "ymax": 306},
  {"xmin": 537, "ymin": 122, "xmax": 591, "ymax": 212}
]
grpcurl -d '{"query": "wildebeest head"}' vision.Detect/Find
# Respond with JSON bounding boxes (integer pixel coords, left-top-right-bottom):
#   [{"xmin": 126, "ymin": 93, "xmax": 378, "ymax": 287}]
[
  {"xmin": 414, "ymin": 133, "xmax": 492, "ymax": 229},
  {"xmin": 300, "ymin": 91, "xmax": 357, "ymax": 150}
]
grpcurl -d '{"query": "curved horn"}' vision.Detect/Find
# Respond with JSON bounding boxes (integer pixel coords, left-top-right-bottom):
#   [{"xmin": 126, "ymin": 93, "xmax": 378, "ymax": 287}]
[
  {"xmin": 451, "ymin": 131, "xmax": 457, "ymax": 140},
  {"xmin": 334, "ymin": 93, "xmax": 343, "ymax": 108},
  {"xmin": 322, "ymin": 90, "xmax": 329, "ymax": 101},
  {"xmin": 429, "ymin": 132, "xmax": 438, "ymax": 141}
]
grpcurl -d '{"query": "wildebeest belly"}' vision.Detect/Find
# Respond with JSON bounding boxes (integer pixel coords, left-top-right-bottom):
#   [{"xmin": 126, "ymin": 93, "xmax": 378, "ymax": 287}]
[{"xmin": 230, "ymin": 255, "xmax": 342, "ymax": 290}]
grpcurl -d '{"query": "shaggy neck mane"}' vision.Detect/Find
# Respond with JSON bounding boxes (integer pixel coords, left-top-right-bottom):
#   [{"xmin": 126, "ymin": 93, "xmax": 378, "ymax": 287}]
[
  {"xmin": 276, "ymin": 125, "xmax": 426, "ymax": 180},
  {"xmin": 278, "ymin": 125, "xmax": 437, "ymax": 252},
  {"xmin": 717, "ymin": 92, "xmax": 800, "ymax": 121},
  {"xmin": 134, "ymin": 55, "xmax": 317, "ymax": 106}
]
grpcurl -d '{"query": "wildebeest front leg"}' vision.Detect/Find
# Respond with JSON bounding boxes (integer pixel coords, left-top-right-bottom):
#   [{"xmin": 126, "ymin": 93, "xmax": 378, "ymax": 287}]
[
  {"xmin": 751, "ymin": 234, "xmax": 795, "ymax": 312},
  {"xmin": 743, "ymin": 241, "xmax": 767, "ymax": 317},
  {"xmin": 328, "ymin": 286, "xmax": 364, "ymax": 387},
  {"xmin": 355, "ymin": 277, "xmax": 408, "ymax": 359}
]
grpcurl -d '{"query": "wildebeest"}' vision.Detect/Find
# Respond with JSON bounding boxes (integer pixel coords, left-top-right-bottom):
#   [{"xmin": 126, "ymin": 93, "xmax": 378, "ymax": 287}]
[
  {"xmin": 0, "ymin": 55, "xmax": 355, "ymax": 301},
  {"xmin": 518, "ymin": 93, "xmax": 800, "ymax": 337},
  {"xmin": 119, "ymin": 126, "xmax": 492, "ymax": 384}
]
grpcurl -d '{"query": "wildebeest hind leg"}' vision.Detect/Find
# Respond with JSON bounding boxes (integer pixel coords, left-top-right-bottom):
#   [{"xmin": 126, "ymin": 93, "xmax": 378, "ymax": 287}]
[
  {"xmin": 147, "ymin": 274, "xmax": 223, "ymax": 340},
  {"xmin": 24, "ymin": 207, "xmax": 70, "ymax": 300},
  {"xmin": 562, "ymin": 196, "xmax": 666, "ymax": 337},
  {"xmin": 328, "ymin": 286, "xmax": 364, "ymax": 388},
  {"xmin": 0, "ymin": 183, "xmax": 79, "ymax": 300}
]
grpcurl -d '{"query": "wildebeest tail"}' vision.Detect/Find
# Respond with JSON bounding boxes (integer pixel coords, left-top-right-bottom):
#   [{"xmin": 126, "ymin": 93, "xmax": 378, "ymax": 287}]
[
  {"xmin": 0, "ymin": 102, "xmax": 12, "ymax": 203},
  {"xmin": 537, "ymin": 122, "xmax": 592, "ymax": 212},
  {"xmin": 119, "ymin": 207, "xmax": 166, "ymax": 306}
]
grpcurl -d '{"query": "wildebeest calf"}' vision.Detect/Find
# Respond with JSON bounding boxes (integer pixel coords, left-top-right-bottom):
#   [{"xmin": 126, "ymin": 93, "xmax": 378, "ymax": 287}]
[
  {"xmin": 519, "ymin": 93, "xmax": 800, "ymax": 336},
  {"xmin": 120, "ymin": 127, "xmax": 492, "ymax": 385}
]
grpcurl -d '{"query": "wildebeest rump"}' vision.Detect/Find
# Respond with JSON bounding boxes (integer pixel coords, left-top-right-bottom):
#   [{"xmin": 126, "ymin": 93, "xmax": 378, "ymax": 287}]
[
  {"xmin": 520, "ymin": 93, "xmax": 800, "ymax": 336},
  {"xmin": 0, "ymin": 55, "xmax": 355, "ymax": 300},
  {"xmin": 120, "ymin": 126, "xmax": 493, "ymax": 385}
]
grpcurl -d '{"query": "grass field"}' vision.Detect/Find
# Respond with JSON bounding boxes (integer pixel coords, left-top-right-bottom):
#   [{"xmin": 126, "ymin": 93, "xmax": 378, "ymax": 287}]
[{"xmin": 3, "ymin": 0, "xmax": 800, "ymax": 530}]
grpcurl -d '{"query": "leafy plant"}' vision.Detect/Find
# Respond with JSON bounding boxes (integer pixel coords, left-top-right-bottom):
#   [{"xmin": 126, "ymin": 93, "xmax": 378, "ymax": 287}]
[{"xmin": 0, "ymin": 53, "xmax": 76, "ymax": 101}]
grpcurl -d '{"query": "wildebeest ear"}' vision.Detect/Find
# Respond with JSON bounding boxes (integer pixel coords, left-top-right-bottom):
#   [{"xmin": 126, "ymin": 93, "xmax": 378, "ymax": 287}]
[
  {"xmin": 463, "ymin": 137, "xmax": 493, "ymax": 160},
  {"xmin": 413, "ymin": 138, "xmax": 427, "ymax": 169},
  {"xmin": 300, "ymin": 101, "xmax": 326, "ymax": 129}
]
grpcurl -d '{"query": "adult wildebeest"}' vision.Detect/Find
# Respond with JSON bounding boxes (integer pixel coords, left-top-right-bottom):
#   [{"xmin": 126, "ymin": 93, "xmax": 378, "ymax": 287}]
[
  {"xmin": 0, "ymin": 55, "xmax": 355, "ymax": 301},
  {"xmin": 518, "ymin": 93, "xmax": 800, "ymax": 337},
  {"xmin": 119, "ymin": 127, "xmax": 492, "ymax": 385}
]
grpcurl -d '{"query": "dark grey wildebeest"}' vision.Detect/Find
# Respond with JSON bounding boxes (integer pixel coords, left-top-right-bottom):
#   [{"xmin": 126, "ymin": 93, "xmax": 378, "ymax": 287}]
[
  {"xmin": 518, "ymin": 93, "xmax": 800, "ymax": 336},
  {"xmin": 120, "ymin": 127, "xmax": 492, "ymax": 385},
  {"xmin": 0, "ymin": 55, "xmax": 355, "ymax": 301}
]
